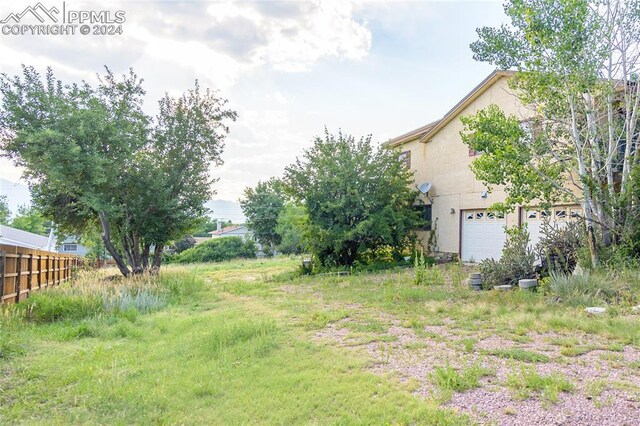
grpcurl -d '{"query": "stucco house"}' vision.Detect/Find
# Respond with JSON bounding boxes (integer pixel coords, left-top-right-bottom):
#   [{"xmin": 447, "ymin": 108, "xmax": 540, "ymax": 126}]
[{"xmin": 387, "ymin": 70, "xmax": 580, "ymax": 262}]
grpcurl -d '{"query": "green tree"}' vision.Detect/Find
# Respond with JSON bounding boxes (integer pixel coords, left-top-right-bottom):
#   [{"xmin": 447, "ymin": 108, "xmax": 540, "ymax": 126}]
[
  {"xmin": 284, "ymin": 130, "xmax": 421, "ymax": 267},
  {"xmin": 10, "ymin": 205, "xmax": 50, "ymax": 235},
  {"xmin": 0, "ymin": 195, "xmax": 9, "ymax": 224},
  {"xmin": 465, "ymin": 0, "xmax": 640, "ymax": 265},
  {"xmin": 0, "ymin": 66, "xmax": 236, "ymax": 275},
  {"xmin": 276, "ymin": 203, "xmax": 309, "ymax": 254},
  {"xmin": 241, "ymin": 178, "xmax": 285, "ymax": 255}
]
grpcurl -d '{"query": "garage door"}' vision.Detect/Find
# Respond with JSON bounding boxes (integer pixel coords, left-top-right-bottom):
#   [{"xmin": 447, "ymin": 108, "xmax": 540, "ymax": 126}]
[
  {"xmin": 461, "ymin": 210, "xmax": 507, "ymax": 262},
  {"xmin": 522, "ymin": 206, "xmax": 581, "ymax": 249}
]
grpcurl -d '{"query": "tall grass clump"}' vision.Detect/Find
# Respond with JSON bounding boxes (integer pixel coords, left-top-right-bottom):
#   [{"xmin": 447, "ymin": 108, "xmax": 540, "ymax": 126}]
[
  {"xmin": 549, "ymin": 271, "xmax": 618, "ymax": 307},
  {"xmin": 13, "ymin": 267, "xmax": 204, "ymax": 323}
]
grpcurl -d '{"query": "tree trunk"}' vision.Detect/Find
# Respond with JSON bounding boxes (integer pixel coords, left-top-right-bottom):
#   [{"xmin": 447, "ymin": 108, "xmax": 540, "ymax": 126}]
[
  {"xmin": 98, "ymin": 211, "xmax": 130, "ymax": 277},
  {"xmin": 151, "ymin": 243, "xmax": 164, "ymax": 273},
  {"xmin": 141, "ymin": 243, "xmax": 151, "ymax": 272}
]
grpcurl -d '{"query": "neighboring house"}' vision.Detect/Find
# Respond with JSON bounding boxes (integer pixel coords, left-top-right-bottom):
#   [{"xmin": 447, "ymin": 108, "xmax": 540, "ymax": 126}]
[
  {"xmin": 57, "ymin": 236, "xmax": 90, "ymax": 256},
  {"xmin": 387, "ymin": 70, "xmax": 580, "ymax": 262},
  {"xmin": 0, "ymin": 224, "xmax": 55, "ymax": 251},
  {"xmin": 209, "ymin": 225, "xmax": 251, "ymax": 239}
]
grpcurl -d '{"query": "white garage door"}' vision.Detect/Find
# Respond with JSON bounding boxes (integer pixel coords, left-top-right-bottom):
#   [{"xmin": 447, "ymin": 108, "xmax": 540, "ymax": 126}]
[
  {"xmin": 461, "ymin": 210, "xmax": 507, "ymax": 262},
  {"xmin": 522, "ymin": 206, "xmax": 581, "ymax": 249}
]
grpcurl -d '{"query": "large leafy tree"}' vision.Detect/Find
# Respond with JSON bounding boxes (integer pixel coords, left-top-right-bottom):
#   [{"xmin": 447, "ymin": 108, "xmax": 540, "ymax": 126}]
[
  {"xmin": 276, "ymin": 203, "xmax": 309, "ymax": 255},
  {"xmin": 284, "ymin": 130, "xmax": 421, "ymax": 267},
  {"xmin": 0, "ymin": 195, "xmax": 9, "ymax": 224},
  {"xmin": 0, "ymin": 66, "xmax": 236, "ymax": 275},
  {"xmin": 10, "ymin": 205, "xmax": 51, "ymax": 235},
  {"xmin": 241, "ymin": 178, "xmax": 285, "ymax": 255},
  {"xmin": 464, "ymin": 0, "xmax": 640, "ymax": 265}
]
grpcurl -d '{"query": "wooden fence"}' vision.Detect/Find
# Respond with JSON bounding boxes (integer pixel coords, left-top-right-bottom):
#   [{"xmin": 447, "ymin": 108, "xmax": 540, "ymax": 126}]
[{"xmin": 0, "ymin": 244, "xmax": 79, "ymax": 304}]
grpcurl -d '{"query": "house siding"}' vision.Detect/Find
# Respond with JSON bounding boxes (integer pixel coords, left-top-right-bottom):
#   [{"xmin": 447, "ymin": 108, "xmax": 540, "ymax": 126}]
[{"xmin": 394, "ymin": 75, "xmax": 534, "ymax": 257}]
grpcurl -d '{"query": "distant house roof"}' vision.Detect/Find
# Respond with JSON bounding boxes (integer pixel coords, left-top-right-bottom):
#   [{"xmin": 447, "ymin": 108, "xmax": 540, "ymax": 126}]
[
  {"xmin": 0, "ymin": 224, "xmax": 54, "ymax": 250},
  {"xmin": 209, "ymin": 225, "xmax": 247, "ymax": 236}
]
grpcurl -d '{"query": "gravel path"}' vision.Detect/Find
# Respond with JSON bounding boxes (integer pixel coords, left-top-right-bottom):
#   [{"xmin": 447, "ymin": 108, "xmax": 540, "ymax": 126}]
[{"xmin": 313, "ymin": 312, "xmax": 640, "ymax": 425}]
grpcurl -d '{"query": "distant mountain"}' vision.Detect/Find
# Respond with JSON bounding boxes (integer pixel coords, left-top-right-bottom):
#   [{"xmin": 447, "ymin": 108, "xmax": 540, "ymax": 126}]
[
  {"xmin": 0, "ymin": 178, "xmax": 245, "ymax": 224},
  {"xmin": 0, "ymin": 178, "xmax": 31, "ymax": 214}
]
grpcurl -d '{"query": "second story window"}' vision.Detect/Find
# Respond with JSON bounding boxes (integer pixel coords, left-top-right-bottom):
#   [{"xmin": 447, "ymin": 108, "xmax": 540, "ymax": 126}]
[{"xmin": 399, "ymin": 150, "xmax": 411, "ymax": 169}]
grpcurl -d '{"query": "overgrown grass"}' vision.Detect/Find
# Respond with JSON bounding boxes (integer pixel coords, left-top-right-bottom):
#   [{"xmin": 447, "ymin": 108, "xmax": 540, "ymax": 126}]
[{"xmin": 0, "ymin": 262, "xmax": 466, "ymax": 424}]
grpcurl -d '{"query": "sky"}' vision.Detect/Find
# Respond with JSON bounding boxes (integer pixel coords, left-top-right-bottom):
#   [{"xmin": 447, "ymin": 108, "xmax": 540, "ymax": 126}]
[{"xmin": 0, "ymin": 0, "xmax": 505, "ymax": 221}]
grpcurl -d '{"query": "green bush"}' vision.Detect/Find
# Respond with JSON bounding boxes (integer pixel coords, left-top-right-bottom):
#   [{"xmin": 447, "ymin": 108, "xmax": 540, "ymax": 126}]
[
  {"xmin": 170, "ymin": 237, "xmax": 257, "ymax": 264},
  {"xmin": 21, "ymin": 292, "xmax": 103, "ymax": 323},
  {"xmin": 480, "ymin": 226, "xmax": 536, "ymax": 289},
  {"xmin": 536, "ymin": 220, "xmax": 584, "ymax": 276}
]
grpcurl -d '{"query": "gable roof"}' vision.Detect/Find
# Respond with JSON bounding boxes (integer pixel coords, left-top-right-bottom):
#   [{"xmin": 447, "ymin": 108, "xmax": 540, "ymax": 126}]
[
  {"xmin": 385, "ymin": 120, "xmax": 441, "ymax": 148},
  {"xmin": 209, "ymin": 225, "xmax": 247, "ymax": 236},
  {"xmin": 0, "ymin": 224, "xmax": 53, "ymax": 250},
  {"xmin": 385, "ymin": 70, "xmax": 515, "ymax": 148}
]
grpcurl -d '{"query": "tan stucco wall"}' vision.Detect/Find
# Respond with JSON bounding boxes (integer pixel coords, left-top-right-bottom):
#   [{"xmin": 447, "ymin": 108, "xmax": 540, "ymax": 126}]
[{"xmin": 400, "ymin": 76, "xmax": 533, "ymax": 255}]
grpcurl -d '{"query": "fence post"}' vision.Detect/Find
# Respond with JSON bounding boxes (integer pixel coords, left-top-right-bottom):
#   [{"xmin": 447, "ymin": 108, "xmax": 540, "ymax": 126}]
[
  {"xmin": 15, "ymin": 253, "xmax": 22, "ymax": 303},
  {"xmin": 27, "ymin": 253, "xmax": 33, "ymax": 296},
  {"xmin": 0, "ymin": 251, "xmax": 5, "ymax": 303}
]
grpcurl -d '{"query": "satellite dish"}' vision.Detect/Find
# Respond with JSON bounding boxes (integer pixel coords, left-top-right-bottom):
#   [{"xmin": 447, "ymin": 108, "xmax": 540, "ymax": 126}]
[{"xmin": 418, "ymin": 182, "xmax": 432, "ymax": 194}]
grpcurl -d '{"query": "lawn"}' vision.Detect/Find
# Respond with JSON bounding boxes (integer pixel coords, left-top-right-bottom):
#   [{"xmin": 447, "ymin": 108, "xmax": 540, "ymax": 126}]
[{"xmin": 1, "ymin": 258, "xmax": 639, "ymax": 425}]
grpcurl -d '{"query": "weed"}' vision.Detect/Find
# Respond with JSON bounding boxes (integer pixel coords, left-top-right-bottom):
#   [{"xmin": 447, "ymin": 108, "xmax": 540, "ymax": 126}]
[
  {"xmin": 487, "ymin": 348, "xmax": 550, "ymax": 363},
  {"xmin": 430, "ymin": 363, "xmax": 493, "ymax": 397},
  {"xmin": 506, "ymin": 365, "xmax": 573, "ymax": 403},
  {"xmin": 560, "ymin": 345, "xmax": 591, "ymax": 357},
  {"xmin": 302, "ymin": 309, "xmax": 349, "ymax": 330}
]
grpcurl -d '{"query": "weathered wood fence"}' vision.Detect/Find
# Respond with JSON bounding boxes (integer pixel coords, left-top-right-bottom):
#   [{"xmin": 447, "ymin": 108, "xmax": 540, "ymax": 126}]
[{"xmin": 0, "ymin": 244, "xmax": 79, "ymax": 304}]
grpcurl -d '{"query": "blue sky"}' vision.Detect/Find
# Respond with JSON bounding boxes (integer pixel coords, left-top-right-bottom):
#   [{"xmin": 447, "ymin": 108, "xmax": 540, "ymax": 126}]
[{"xmin": 0, "ymin": 0, "xmax": 505, "ymax": 217}]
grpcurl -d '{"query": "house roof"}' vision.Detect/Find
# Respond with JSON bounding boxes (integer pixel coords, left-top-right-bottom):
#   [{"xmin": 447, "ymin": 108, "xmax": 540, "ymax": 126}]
[
  {"xmin": 0, "ymin": 224, "xmax": 54, "ymax": 250},
  {"xmin": 209, "ymin": 225, "xmax": 246, "ymax": 236},
  {"xmin": 385, "ymin": 70, "xmax": 516, "ymax": 148},
  {"xmin": 385, "ymin": 120, "xmax": 441, "ymax": 148}
]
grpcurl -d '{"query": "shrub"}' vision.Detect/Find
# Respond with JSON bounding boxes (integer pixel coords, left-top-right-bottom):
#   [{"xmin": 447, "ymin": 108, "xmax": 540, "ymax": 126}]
[
  {"xmin": 480, "ymin": 226, "xmax": 536, "ymax": 289},
  {"xmin": 535, "ymin": 220, "xmax": 584, "ymax": 276},
  {"xmin": 171, "ymin": 237, "xmax": 257, "ymax": 263}
]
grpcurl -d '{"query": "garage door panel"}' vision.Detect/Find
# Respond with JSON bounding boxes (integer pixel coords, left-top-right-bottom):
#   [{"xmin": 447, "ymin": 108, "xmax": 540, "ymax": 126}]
[{"xmin": 461, "ymin": 210, "xmax": 506, "ymax": 262}]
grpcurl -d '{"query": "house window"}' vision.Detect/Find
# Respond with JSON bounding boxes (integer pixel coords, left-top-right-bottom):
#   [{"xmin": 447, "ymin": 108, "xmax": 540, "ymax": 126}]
[
  {"xmin": 475, "ymin": 211, "xmax": 484, "ymax": 220},
  {"xmin": 399, "ymin": 150, "xmax": 411, "ymax": 169},
  {"xmin": 63, "ymin": 244, "xmax": 77, "ymax": 252},
  {"xmin": 527, "ymin": 210, "xmax": 538, "ymax": 220},
  {"xmin": 570, "ymin": 208, "xmax": 581, "ymax": 219},
  {"xmin": 496, "ymin": 211, "xmax": 505, "ymax": 219},
  {"xmin": 555, "ymin": 209, "xmax": 567, "ymax": 220},
  {"xmin": 487, "ymin": 212, "xmax": 496, "ymax": 220},
  {"xmin": 540, "ymin": 210, "xmax": 550, "ymax": 220},
  {"xmin": 465, "ymin": 212, "xmax": 474, "ymax": 221},
  {"xmin": 414, "ymin": 204, "xmax": 432, "ymax": 230}
]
